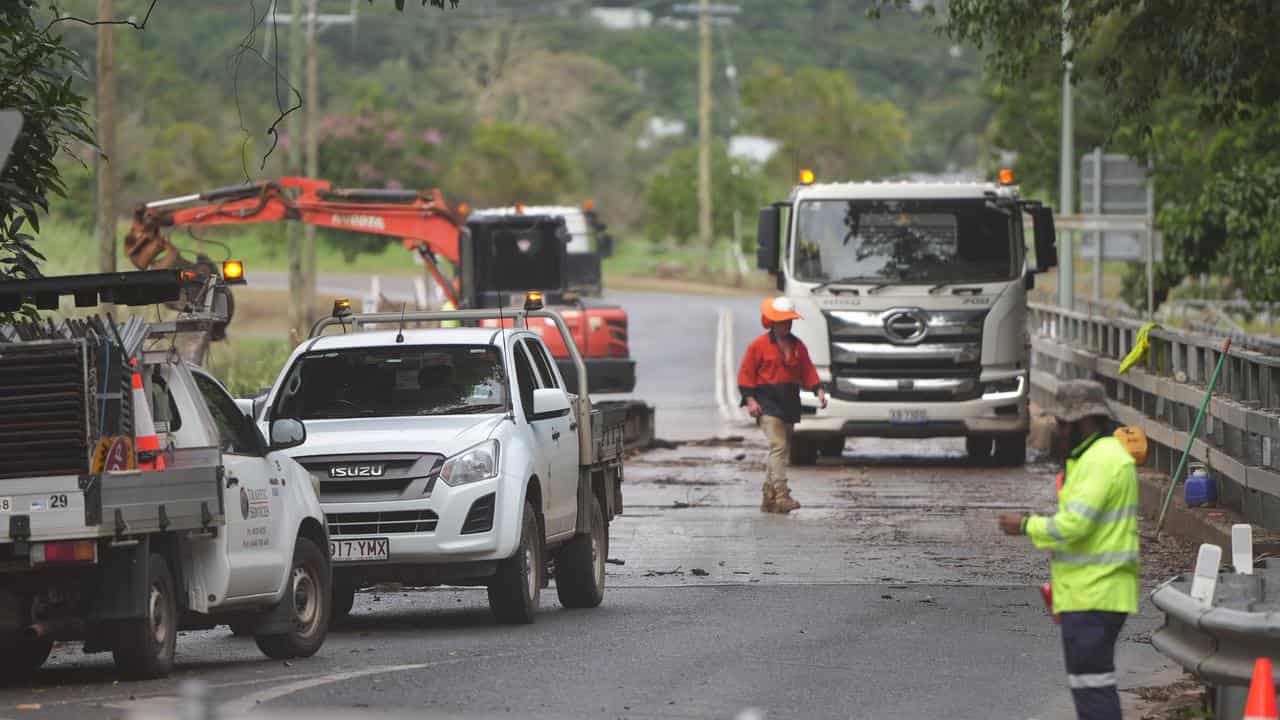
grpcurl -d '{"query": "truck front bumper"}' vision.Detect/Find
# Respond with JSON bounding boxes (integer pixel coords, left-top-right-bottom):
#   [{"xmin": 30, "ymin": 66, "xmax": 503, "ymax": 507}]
[
  {"xmin": 556, "ymin": 357, "xmax": 636, "ymax": 395},
  {"xmin": 795, "ymin": 381, "xmax": 1029, "ymax": 439}
]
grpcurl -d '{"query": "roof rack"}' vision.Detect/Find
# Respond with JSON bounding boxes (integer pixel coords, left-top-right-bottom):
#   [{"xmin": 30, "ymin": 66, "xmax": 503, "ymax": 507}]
[{"xmin": 0, "ymin": 269, "xmax": 203, "ymax": 312}]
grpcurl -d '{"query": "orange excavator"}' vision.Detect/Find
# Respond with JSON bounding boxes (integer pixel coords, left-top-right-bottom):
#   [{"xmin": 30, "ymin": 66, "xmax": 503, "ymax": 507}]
[{"xmin": 123, "ymin": 176, "xmax": 636, "ymax": 394}]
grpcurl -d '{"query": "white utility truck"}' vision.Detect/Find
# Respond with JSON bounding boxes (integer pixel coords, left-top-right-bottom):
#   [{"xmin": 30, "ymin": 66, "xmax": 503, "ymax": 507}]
[
  {"xmin": 253, "ymin": 294, "xmax": 624, "ymax": 624},
  {"xmin": 0, "ymin": 270, "xmax": 331, "ymax": 678},
  {"xmin": 755, "ymin": 174, "xmax": 1058, "ymax": 465}
]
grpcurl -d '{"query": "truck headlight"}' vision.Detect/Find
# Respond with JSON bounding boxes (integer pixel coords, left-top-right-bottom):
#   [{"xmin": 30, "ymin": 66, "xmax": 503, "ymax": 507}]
[
  {"xmin": 440, "ymin": 440, "xmax": 500, "ymax": 487},
  {"xmin": 982, "ymin": 375, "xmax": 1026, "ymax": 400}
]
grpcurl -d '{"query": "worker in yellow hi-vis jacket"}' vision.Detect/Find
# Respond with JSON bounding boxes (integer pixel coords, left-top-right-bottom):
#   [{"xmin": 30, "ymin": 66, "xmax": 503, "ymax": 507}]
[{"xmin": 999, "ymin": 379, "xmax": 1139, "ymax": 720}]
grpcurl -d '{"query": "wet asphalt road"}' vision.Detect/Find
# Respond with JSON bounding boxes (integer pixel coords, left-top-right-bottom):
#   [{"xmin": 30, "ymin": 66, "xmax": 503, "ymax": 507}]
[{"xmin": 0, "ymin": 277, "xmax": 1185, "ymax": 719}]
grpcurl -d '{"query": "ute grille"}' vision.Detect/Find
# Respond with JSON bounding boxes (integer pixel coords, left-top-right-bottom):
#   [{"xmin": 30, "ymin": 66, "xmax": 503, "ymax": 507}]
[{"xmin": 327, "ymin": 510, "xmax": 439, "ymax": 536}]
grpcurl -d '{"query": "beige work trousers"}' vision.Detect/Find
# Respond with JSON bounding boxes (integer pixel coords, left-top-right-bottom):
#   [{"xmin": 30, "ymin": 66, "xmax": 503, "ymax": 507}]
[{"xmin": 760, "ymin": 415, "xmax": 793, "ymax": 493}]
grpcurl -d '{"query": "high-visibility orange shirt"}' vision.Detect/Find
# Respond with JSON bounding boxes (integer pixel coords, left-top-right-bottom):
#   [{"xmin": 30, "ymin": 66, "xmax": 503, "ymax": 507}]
[{"xmin": 738, "ymin": 331, "xmax": 821, "ymax": 423}]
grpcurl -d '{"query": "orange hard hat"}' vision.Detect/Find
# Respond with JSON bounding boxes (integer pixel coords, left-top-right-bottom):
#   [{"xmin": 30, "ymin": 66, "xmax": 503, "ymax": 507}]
[{"xmin": 760, "ymin": 296, "xmax": 802, "ymax": 328}]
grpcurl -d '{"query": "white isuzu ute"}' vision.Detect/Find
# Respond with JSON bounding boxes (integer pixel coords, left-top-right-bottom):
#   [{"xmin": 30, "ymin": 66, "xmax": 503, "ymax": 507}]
[{"xmin": 253, "ymin": 296, "xmax": 625, "ymax": 624}]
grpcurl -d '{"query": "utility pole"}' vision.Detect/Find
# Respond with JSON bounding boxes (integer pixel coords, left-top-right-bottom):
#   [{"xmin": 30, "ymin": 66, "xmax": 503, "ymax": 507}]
[
  {"xmin": 286, "ymin": 0, "xmax": 306, "ymax": 341},
  {"xmin": 96, "ymin": 0, "xmax": 117, "ymax": 279},
  {"xmin": 697, "ymin": 0, "xmax": 713, "ymax": 251},
  {"xmin": 303, "ymin": 0, "xmax": 319, "ymax": 325},
  {"xmin": 1057, "ymin": 0, "xmax": 1075, "ymax": 310}
]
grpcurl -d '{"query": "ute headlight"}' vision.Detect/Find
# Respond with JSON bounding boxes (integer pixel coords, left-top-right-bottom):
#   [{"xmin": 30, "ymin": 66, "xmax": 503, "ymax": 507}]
[
  {"xmin": 982, "ymin": 375, "xmax": 1026, "ymax": 400},
  {"xmin": 440, "ymin": 440, "xmax": 500, "ymax": 487}
]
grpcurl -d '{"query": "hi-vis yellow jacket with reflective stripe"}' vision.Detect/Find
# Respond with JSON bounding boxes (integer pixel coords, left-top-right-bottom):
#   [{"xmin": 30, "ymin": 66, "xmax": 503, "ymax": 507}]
[{"xmin": 1026, "ymin": 434, "xmax": 1140, "ymax": 614}]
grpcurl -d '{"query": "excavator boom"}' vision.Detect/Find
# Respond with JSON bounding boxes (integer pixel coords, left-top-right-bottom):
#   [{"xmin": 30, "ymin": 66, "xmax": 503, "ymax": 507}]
[{"xmin": 125, "ymin": 176, "xmax": 464, "ymax": 272}]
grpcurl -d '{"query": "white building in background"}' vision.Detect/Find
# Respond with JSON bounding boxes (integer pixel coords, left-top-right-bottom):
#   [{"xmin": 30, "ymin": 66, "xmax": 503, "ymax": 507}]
[
  {"xmin": 589, "ymin": 7, "xmax": 653, "ymax": 30},
  {"xmin": 729, "ymin": 135, "xmax": 779, "ymax": 166}
]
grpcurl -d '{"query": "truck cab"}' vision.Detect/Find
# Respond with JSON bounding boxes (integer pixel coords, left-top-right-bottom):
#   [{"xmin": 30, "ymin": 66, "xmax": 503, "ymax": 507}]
[
  {"xmin": 257, "ymin": 302, "xmax": 624, "ymax": 625},
  {"xmin": 756, "ymin": 177, "xmax": 1057, "ymax": 465}
]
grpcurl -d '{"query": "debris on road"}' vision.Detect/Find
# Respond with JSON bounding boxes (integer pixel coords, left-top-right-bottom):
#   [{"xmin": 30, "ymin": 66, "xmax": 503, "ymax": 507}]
[{"xmin": 690, "ymin": 568, "xmax": 710, "ymax": 577}]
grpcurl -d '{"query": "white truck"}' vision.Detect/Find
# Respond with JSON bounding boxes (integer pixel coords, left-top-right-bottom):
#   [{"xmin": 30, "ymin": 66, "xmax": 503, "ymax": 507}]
[
  {"xmin": 251, "ymin": 295, "xmax": 624, "ymax": 624},
  {"xmin": 0, "ymin": 270, "xmax": 332, "ymax": 679},
  {"xmin": 755, "ymin": 175, "xmax": 1058, "ymax": 465}
]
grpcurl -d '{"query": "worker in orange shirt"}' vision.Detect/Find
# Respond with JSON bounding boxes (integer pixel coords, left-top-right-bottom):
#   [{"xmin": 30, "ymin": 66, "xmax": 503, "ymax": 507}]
[{"xmin": 738, "ymin": 297, "xmax": 828, "ymax": 513}]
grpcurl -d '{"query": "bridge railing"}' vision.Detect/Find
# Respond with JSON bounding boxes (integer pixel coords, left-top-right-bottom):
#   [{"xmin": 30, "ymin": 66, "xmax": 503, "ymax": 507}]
[{"xmin": 1028, "ymin": 302, "xmax": 1280, "ymax": 531}]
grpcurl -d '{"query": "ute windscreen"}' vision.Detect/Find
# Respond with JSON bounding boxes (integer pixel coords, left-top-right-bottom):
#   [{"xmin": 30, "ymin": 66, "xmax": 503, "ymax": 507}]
[{"xmin": 273, "ymin": 345, "xmax": 508, "ymax": 420}]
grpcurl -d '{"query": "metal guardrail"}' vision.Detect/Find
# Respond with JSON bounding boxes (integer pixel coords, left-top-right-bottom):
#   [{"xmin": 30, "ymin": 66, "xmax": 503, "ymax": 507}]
[
  {"xmin": 1150, "ymin": 559, "xmax": 1280, "ymax": 716},
  {"xmin": 1028, "ymin": 302, "xmax": 1280, "ymax": 530}
]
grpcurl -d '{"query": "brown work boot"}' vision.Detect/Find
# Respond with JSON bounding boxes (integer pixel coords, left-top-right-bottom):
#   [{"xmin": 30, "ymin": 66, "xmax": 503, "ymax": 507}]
[
  {"xmin": 771, "ymin": 487, "xmax": 801, "ymax": 514},
  {"xmin": 759, "ymin": 482, "xmax": 777, "ymax": 513}
]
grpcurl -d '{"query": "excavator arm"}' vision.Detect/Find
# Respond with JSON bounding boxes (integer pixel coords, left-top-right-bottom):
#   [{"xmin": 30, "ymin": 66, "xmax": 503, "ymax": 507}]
[{"xmin": 124, "ymin": 176, "xmax": 466, "ymax": 305}]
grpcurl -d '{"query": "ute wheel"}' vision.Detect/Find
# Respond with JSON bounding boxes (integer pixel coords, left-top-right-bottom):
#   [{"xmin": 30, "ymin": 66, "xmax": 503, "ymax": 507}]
[
  {"xmin": 820, "ymin": 436, "xmax": 845, "ymax": 458},
  {"xmin": 332, "ymin": 582, "xmax": 358, "ymax": 622},
  {"xmin": 965, "ymin": 436, "xmax": 995, "ymax": 463},
  {"xmin": 2, "ymin": 597, "xmax": 53, "ymax": 678},
  {"xmin": 788, "ymin": 436, "xmax": 819, "ymax": 466},
  {"xmin": 256, "ymin": 538, "xmax": 331, "ymax": 659},
  {"xmin": 994, "ymin": 434, "xmax": 1028, "ymax": 467},
  {"xmin": 112, "ymin": 554, "xmax": 178, "ymax": 679},
  {"xmin": 488, "ymin": 501, "xmax": 542, "ymax": 625},
  {"xmin": 555, "ymin": 496, "xmax": 607, "ymax": 609},
  {"xmin": 228, "ymin": 619, "xmax": 255, "ymax": 637}
]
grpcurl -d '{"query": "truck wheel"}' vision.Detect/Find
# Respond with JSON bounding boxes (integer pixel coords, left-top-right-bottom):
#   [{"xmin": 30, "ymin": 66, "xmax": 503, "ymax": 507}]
[
  {"xmin": 820, "ymin": 436, "xmax": 845, "ymax": 458},
  {"xmin": 112, "ymin": 554, "xmax": 178, "ymax": 679},
  {"xmin": 555, "ymin": 497, "xmax": 607, "ymax": 609},
  {"xmin": 788, "ymin": 437, "xmax": 819, "ymax": 466},
  {"xmin": 965, "ymin": 436, "xmax": 994, "ymax": 463},
  {"xmin": 994, "ymin": 434, "xmax": 1027, "ymax": 467},
  {"xmin": 3, "ymin": 598, "xmax": 53, "ymax": 677},
  {"xmin": 228, "ymin": 619, "xmax": 254, "ymax": 637},
  {"xmin": 488, "ymin": 501, "xmax": 542, "ymax": 625},
  {"xmin": 332, "ymin": 582, "xmax": 358, "ymax": 622},
  {"xmin": 256, "ymin": 537, "xmax": 331, "ymax": 660}
]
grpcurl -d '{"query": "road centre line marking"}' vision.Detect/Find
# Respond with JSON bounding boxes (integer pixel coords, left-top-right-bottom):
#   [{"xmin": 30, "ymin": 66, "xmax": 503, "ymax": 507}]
[{"xmin": 217, "ymin": 651, "xmax": 534, "ymax": 716}]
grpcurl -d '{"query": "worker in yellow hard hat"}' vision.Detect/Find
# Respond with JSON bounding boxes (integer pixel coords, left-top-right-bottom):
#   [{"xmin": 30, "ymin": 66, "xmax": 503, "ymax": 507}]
[
  {"xmin": 737, "ymin": 297, "xmax": 827, "ymax": 513},
  {"xmin": 440, "ymin": 298, "xmax": 460, "ymax": 328}
]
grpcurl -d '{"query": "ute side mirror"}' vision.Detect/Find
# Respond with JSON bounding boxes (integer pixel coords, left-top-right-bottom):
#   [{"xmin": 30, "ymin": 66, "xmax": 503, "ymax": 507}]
[
  {"xmin": 599, "ymin": 233, "xmax": 615, "ymax": 258},
  {"xmin": 1030, "ymin": 205, "xmax": 1058, "ymax": 272},
  {"xmin": 757, "ymin": 206, "xmax": 781, "ymax": 272},
  {"xmin": 531, "ymin": 388, "xmax": 571, "ymax": 419},
  {"xmin": 234, "ymin": 398, "xmax": 255, "ymax": 420},
  {"xmin": 269, "ymin": 417, "xmax": 307, "ymax": 450}
]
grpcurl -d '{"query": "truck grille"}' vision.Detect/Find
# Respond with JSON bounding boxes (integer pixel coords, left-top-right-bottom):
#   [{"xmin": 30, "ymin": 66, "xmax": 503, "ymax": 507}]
[
  {"xmin": 825, "ymin": 308, "xmax": 987, "ymax": 403},
  {"xmin": 327, "ymin": 510, "xmax": 439, "ymax": 536}
]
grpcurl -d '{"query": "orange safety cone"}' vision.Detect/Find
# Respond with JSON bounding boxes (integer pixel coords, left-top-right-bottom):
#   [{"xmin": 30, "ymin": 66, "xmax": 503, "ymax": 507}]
[
  {"xmin": 129, "ymin": 360, "xmax": 166, "ymax": 471},
  {"xmin": 1245, "ymin": 657, "xmax": 1278, "ymax": 720}
]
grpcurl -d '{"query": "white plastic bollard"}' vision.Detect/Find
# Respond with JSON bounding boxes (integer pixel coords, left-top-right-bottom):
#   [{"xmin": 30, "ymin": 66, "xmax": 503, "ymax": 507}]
[
  {"xmin": 1189, "ymin": 543, "xmax": 1222, "ymax": 607},
  {"xmin": 1232, "ymin": 523, "xmax": 1254, "ymax": 575}
]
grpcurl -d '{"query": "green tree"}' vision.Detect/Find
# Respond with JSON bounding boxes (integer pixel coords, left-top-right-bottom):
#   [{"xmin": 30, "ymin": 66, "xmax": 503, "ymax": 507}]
[
  {"xmin": 446, "ymin": 122, "xmax": 579, "ymax": 207},
  {"xmin": 643, "ymin": 142, "xmax": 767, "ymax": 246},
  {"xmin": 0, "ymin": 2, "xmax": 93, "ymax": 293},
  {"xmin": 741, "ymin": 62, "xmax": 909, "ymax": 183}
]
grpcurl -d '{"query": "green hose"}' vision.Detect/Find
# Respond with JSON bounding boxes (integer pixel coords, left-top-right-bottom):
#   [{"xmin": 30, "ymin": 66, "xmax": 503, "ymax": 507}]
[{"xmin": 1155, "ymin": 337, "xmax": 1232, "ymax": 537}]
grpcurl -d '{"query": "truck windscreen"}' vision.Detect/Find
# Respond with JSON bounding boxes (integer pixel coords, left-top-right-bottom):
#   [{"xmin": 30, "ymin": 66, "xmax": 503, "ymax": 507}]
[
  {"xmin": 273, "ymin": 345, "xmax": 508, "ymax": 420},
  {"xmin": 793, "ymin": 198, "xmax": 1017, "ymax": 284}
]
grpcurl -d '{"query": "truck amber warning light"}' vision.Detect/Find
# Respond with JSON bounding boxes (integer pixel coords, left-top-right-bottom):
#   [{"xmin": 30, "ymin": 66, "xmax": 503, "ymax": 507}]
[
  {"xmin": 999, "ymin": 168, "xmax": 1015, "ymax": 185},
  {"xmin": 799, "ymin": 169, "xmax": 816, "ymax": 185},
  {"xmin": 524, "ymin": 291, "xmax": 545, "ymax": 311},
  {"xmin": 222, "ymin": 260, "xmax": 245, "ymax": 284},
  {"xmin": 332, "ymin": 298, "xmax": 353, "ymax": 318}
]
